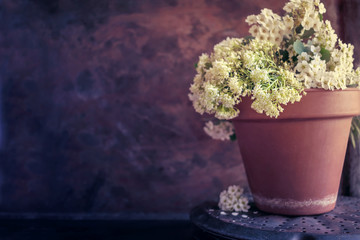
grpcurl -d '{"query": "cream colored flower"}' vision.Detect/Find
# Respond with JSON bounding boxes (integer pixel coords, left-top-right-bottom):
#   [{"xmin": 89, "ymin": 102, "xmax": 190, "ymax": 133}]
[
  {"xmin": 299, "ymin": 52, "xmax": 310, "ymax": 62},
  {"xmin": 203, "ymin": 121, "xmax": 235, "ymax": 141},
  {"xmin": 311, "ymin": 45, "xmax": 321, "ymax": 54},
  {"xmin": 245, "ymin": 14, "xmax": 258, "ymax": 25},
  {"xmin": 261, "ymin": 8, "xmax": 274, "ymax": 18},
  {"xmin": 312, "ymin": 19, "xmax": 322, "ymax": 31},
  {"xmin": 228, "ymin": 185, "xmax": 238, "ymax": 194},
  {"xmin": 218, "ymin": 185, "xmax": 250, "ymax": 212},
  {"xmin": 296, "ymin": 61, "xmax": 310, "ymax": 73},
  {"xmin": 302, "ymin": 14, "xmax": 315, "ymax": 30},
  {"xmin": 283, "ymin": 2, "xmax": 295, "ymax": 12},
  {"xmin": 251, "ymin": 68, "xmax": 269, "ymax": 83},
  {"xmin": 318, "ymin": 3, "xmax": 326, "ymax": 14},
  {"xmin": 257, "ymin": 32, "xmax": 267, "ymax": 42},
  {"xmin": 283, "ymin": 15, "xmax": 294, "ymax": 31},
  {"xmin": 249, "ymin": 25, "xmax": 260, "ymax": 37},
  {"xmin": 256, "ymin": 13, "xmax": 267, "ymax": 24}
]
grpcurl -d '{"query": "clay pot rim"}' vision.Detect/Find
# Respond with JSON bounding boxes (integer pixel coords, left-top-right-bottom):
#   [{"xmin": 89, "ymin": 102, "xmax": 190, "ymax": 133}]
[
  {"xmin": 304, "ymin": 88, "xmax": 360, "ymax": 92},
  {"xmin": 233, "ymin": 87, "xmax": 360, "ymax": 121}
]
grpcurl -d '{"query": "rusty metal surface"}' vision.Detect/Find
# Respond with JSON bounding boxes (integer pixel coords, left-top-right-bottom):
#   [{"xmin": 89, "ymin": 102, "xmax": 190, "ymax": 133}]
[{"xmin": 191, "ymin": 196, "xmax": 360, "ymax": 239}]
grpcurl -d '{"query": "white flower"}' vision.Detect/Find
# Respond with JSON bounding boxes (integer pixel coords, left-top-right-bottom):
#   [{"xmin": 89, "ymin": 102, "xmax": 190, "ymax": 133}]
[
  {"xmin": 218, "ymin": 185, "xmax": 250, "ymax": 212},
  {"xmin": 263, "ymin": 20, "xmax": 273, "ymax": 30},
  {"xmin": 256, "ymin": 13, "xmax": 267, "ymax": 24},
  {"xmin": 257, "ymin": 32, "xmax": 267, "ymax": 42},
  {"xmin": 259, "ymin": 26, "xmax": 268, "ymax": 35},
  {"xmin": 298, "ymin": 52, "xmax": 310, "ymax": 62},
  {"xmin": 303, "ymin": 75, "xmax": 314, "ymax": 88},
  {"xmin": 233, "ymin": 203, "xmax": 243, "ymax": 212},
  {"xmin": 238, "ymin": 197, "xmax": 250, "ymax": 212},
  {"xmin": 228, "ymin": 185, "xmax": 238, "ymax": 194},
  {"xmin": 295, "ymin": 61, "xmax": 310, "ymax": 73},
  {"xmin": 261, "ymin": 8, "xmax": 274, "ymax": 18},
  {"xmin": 245, "ymin": 14, "xmax": 258, "ymax": 25},
  {"xmin": 312, "ymin": 19, "xmax": 322, "ymax": 31},
  {"xmin": 283, "ymin": 15, "xmax": 294, "ymax": 31},
  {"xmin": 225, "ymin": 202, "xmax": 233, "ymax": 211},
  {"xmin": 242, "ymin": 50, "xmax": 256, "ymax": 68},
  {"xmin": 249, "ymin": 25, "xmax": 260, "ymax": 37},
  {"xmin": 318, "ymin": 3, "xmax": 326, "ymax": 14},
  {"xmin": 302, "ymin": 15, "xmax": 315, "ymax": 30},
  {"xmin": 311, "ymin": 45, "xmax": 321, "ymax": 54},
  {"xmin": 220, "ymin": 190, "xmax": 227, "ymax": 199},
  {"xmin": 196, "ymin": 53, "xmax": 210, "ymax": 74},
  {"xmin": 205, "ymin": 60, "xmax": 231, "ymax": 83},
  {"xmin": 203, "ymin": 121, "xmax": 235, "ymax": 141},
  {"xmin": 283, "ymin": 2, "xmax": 295, "ymax": 12},
  {"xmin": 250, "ymin": 68, "xmax": 269, "ymax": 83},
  {"xmin": 220, "ymin": 196, "xmax": 228, "ymax": 205},
  {"xmin": 228, "ymin": 77, "xmax": 243, "ymax": 95}
]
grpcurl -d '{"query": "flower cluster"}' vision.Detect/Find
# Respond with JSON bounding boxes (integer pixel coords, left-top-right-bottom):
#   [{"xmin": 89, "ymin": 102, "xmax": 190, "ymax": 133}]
[
  {"xmin": 189, "ymin": 0, "xmax": 360, "ymax": 141},
  {"xmin": 246, "ymin": 9, "xmax": 292, "ymax": 47},
  {"xmin": 246, "ymin": 0, "xmax": 360, "ymax": 90},
  {"xmin": 218, "ymin": 185, "xmax": 250, "ymax": 212},
  {"xmin": 203, "ymin": 121, "xmax": 235, "ymax": 141},
  {"xmin": 189, "ymin": 37, "xmax": 304, "ymax": 119}
]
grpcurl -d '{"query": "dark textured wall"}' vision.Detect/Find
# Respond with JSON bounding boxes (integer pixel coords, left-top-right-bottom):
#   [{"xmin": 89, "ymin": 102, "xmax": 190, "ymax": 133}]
[
  {"xmin": 341, "ymin": 0, "xmax": 360, "ymax": 64},
  {"xmin": 0, "ymin": 0, "xmax": 339, "ymax": 214},
  {"xmin": 339, "ymin": 0, "xmax": 360, "ymax": 197}
]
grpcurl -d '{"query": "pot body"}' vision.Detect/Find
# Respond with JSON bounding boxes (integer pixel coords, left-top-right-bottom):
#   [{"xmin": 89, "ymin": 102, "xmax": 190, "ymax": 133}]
[{"xmin": 233, "ymin": 89, "xmax": 360, "ymax": 215}]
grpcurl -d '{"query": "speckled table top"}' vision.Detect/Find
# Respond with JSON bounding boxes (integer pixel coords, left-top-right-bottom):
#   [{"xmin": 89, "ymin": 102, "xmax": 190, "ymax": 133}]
[{"xmin": 191, "ymin": 196, "xmax": 360, "ymax": 240}]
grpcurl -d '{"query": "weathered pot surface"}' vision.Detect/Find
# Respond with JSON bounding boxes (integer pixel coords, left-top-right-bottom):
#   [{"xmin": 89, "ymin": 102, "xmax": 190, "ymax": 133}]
[{"xmin": 232, "ymin": 88, "xmax": 360, "ymax": 215}]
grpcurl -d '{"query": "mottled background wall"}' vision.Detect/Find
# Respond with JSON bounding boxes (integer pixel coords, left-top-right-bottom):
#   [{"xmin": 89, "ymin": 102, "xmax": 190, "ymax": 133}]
[{"xmin": 0, "ymin": 0, "xmax": 344, "ymax": 215}]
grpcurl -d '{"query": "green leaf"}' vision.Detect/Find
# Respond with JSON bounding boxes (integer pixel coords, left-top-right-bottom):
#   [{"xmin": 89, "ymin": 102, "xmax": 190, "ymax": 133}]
[
  {"xmin": 279, "ymin": 49, "xmax": 289, "ymax": 62},
  {"xmin": 355, "ymin": 116, "xmax": 360, "ymax": 125},
  {"xmin": 351, "ymin": 132, "xmax": 356, "ymax": 148},
  {"xmin": 302, "ymin": 28, "xmax": 315, "ymax": 39},
  {"xmin": 194, "ymin": 62, "xmax": 198, "ymax": 69},
  {"xmin": 304, "ymin": 47, "xmax": 311, "ymax": 53},
  {"xmin": 353, "ymin": 117, "xmax": 360, "ymax": 136},
  {"xmin": 244, "ymin": 35, "xmax": 255, "ymax": 40},
  {"xmin": 292, "ymin": 55, "xmax": 298, "ymax": 63},
  {"xmin": 295, "ymin": 25, "xmax": 303, "ymax": 34},
  {"xmin": 293, "ymin": 40, "xmax": 305, "ymax": 55},
  {"xmin": 205, "ymin": 62, "xmax": 212, "ymax": 69},
  {"xmin": 285, "ymin": 38, "xmax": 295, "ymax": 48},
  {"xmin": 354, "ymin": 124, "xmax": 360, "ymax": 137},
  {"xmin": 320, "ymin": 47, "xmax": 331, "ymax": 62},
  {"xmin": 243, "ymin": 35, "xmax": 255, "ymax": 45},
  {"xmin": 230, "ymin": 133, "xmax": 237, "ymax": 141},
  {"xmin": 350, "ymin": 116, "xmax": 360, "ymax": 148},
  {"xmin": 319, "ymin": 13, "xmax": 323, "ymax": 21}
]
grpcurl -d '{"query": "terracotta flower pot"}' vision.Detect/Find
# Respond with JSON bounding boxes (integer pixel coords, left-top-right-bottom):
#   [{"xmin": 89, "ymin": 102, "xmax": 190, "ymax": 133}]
[{"xmin": 232, "ymin": 88, "xmax": 360, "ymax": 215}]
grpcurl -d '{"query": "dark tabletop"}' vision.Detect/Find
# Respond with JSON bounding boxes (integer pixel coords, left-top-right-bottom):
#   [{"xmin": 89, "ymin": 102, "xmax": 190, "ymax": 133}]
[
  {"xmin": 4, "ymin": 197, "xmax": 360, "ymax": 240},
  {"xmin": 0, "ymin": 219, "xmax": 194, "ymax": 240},
  {"xmin": 191, "ymin": 196, "xmax": 360, "ymax": 240}
]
